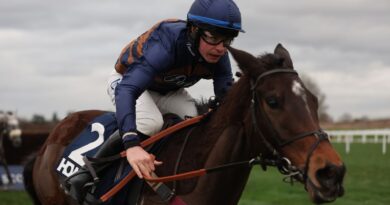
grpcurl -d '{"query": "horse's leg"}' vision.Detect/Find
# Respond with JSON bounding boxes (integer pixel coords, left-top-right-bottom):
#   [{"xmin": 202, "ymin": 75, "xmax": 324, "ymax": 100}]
[
  {"xmin": 0, "ymin": 155, "xmax": 13, "ymax": 185},
  {"xmin": 33, "ymin": 144, "xmax": 75, "ymax": 205},
  {"xmin": 0, "ymin": 134, "xmax": 13, "ymax": 185},
  {"xmin": 23, "ymin": 156, "xmax": 41, "ymax": 205}
]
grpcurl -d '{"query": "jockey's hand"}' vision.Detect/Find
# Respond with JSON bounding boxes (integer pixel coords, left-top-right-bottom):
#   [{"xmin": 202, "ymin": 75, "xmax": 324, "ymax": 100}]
[{"xmin": 126, "ymin": 146, "xmax": 163, "ymax": 179}]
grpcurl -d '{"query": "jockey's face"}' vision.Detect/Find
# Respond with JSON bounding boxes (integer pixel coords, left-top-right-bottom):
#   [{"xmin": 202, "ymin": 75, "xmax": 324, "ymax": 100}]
[{"xmin": 198, "ymin": 30, "xmax": 232, "ymax": 63}]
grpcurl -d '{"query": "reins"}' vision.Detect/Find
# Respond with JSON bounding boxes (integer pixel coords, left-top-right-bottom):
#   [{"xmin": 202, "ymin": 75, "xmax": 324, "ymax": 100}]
[
  {"xmin": 143, "ymin": 155, "xmax": 292, "ymax": 183},
  {"xmin": 98, "ymin": 114, "xmax": 205, "ymax": 202},
  {"xmin": 97, "ymin": 112, "xmax": 287, "ymax": 202},
  {"xmin": 96, "ymin": 68, "xmax": 330, "ymax": 202},
  {"xmin": 96, "ymin": 107, "xmax": 296, "ymax": 202}
]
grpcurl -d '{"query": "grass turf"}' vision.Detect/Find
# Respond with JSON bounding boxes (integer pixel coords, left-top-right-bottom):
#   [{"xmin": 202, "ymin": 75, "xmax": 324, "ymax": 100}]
[
  {"xmin": 0, "ymin": 143, "xmax": 388, "ymax": 205},
  {"xmin": 239, "ymin": 143, "xmax": 390, "ymax": 205}
]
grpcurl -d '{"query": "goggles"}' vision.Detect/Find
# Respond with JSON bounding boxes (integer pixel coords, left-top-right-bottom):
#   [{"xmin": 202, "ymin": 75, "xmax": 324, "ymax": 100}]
[{"xmin": 200, "ymin": 30, "xmax": 234, "ymax": 47}]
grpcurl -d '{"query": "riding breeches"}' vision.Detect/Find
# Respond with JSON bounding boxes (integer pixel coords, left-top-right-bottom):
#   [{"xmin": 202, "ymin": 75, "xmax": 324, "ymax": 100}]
[{"xmin": 107, "ymin": 70, "xmax": 198, "ymax": 136}]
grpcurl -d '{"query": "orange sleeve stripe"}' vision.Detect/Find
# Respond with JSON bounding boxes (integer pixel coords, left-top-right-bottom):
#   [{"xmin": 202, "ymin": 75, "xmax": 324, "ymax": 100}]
[
  {"xmin": 115, "ymin": 19, "xmax": 182, "ymax": 74},
  {"xmin": 115, "ymin": 40, "xmax": 135, "ymax": 74},
  {"xmin": 136, "ymin": 19, "xmax": 181, "ymax": 57},
  {"xmin": 136, "ymin": 24, "xmax": 159, "ymax": 56},
  {"xmin": 126, "ymin": 40, "xmax": 135, "ymax": 64}
]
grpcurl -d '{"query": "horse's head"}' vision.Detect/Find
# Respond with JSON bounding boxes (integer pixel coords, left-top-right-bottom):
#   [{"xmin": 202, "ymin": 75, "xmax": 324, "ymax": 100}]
[
  {"xmin": 228, "ymin": 44, "xmax": 345, "ymax": 204},
  {"xmin": 0, "ymin": 111, "xmax": 22, "ymax": 147}
]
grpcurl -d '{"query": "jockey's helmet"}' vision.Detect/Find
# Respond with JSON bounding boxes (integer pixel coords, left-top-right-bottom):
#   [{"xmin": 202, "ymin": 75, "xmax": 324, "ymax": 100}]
[{"xmin": 187, "ymin": 0, "xmax": 244, "ymax": 38}]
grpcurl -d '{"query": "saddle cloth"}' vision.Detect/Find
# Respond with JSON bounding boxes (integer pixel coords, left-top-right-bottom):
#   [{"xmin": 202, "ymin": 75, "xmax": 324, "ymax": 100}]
[
  {"xmin": 55, "ymin": 112, "xmax": 138, "ymax": 204},
  {"xmin": 55, "ymin": 112, "xmax": 182, "ymax": 204}
]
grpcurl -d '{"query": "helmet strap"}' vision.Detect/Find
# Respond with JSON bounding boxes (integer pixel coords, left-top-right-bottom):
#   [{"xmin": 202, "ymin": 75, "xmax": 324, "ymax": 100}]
[
  {"xmin": 187, "ymin": 24, "xmax": 202, "ymax": 58},
  {"xmin": 187, "ymin": 23, "xmax": 218, "ymax": 64}
]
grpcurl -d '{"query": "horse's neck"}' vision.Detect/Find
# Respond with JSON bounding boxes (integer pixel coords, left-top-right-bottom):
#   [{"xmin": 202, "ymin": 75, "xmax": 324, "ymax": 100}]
[
  {"xmin": 185, "ymin": 79, "xmax": 257, "ymax": 204},
  {"xmin": 184, "ymin": 125, "xmax": 252, "ymax": 204}
]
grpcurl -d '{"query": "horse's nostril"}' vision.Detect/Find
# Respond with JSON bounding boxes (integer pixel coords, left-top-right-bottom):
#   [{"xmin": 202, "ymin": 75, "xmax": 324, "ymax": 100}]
[{"xmin": 316, "ymin": 164, "xmax": 344, "ymax": 188}]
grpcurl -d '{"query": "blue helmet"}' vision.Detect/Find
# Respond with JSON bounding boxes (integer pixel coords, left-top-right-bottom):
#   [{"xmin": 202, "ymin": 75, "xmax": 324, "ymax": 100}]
[{"xmin": 187, "ymin": 0, "xmax": 245, "ymax": 34}]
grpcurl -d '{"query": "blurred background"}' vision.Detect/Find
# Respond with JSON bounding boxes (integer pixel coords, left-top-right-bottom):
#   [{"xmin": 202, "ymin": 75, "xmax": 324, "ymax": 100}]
[{"xmin": 0, "ymin": 0, "xmax": 389, "ymax": 204}]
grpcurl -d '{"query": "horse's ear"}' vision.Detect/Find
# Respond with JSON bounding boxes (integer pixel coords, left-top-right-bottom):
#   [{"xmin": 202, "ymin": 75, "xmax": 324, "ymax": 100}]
[
  {"xmin": 228, "ymin": 46, "xmax": 259, "ymax": 74},
  {"xmin": 274, "ymin": 43, "xmax": 294, "ymax": 69}
]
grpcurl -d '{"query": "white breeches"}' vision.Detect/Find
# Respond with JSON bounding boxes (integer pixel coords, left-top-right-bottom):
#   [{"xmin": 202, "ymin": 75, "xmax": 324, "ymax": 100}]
[{"xmin": 107, "ymin": 70, "xmax": 198, "ymax": 136}]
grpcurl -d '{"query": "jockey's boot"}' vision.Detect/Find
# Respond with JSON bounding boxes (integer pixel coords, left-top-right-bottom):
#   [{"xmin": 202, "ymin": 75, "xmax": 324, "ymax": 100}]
[{"xmin": 65, "ymin": 130, "xmax": 123, "ymax": 203}]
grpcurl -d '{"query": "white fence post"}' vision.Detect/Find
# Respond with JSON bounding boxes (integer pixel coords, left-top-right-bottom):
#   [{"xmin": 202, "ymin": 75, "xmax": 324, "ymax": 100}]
[
  {"xmin": 362, "ymin": 135, "xmax": 367, "ymax": 144},
  {"xmin": 383, "ymin": 135, "xmax": 387, "ymax": 155},
  {"xmin": 328, "ymin": 129, "xmax": 390, "ymax": 155},
  {"xmin": 345, "ymin": 135, "xmax": 351, "ymax": 154}
]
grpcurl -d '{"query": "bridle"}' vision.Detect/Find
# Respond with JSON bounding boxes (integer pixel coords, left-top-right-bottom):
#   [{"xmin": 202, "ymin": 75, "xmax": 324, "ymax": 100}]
[{"xmin": 249, "ymin": 68, "xmax": 329, "ymax": 184}]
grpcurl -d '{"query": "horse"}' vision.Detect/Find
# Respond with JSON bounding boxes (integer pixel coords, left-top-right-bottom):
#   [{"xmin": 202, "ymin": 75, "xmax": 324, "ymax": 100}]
[
  {"xmin": 0, "ymin": 111, "xmax": 23, "ymax": 186},
  {"xmin": 0, "ymin": 111, "xmax": 22, "ymax": 147},
  {"xmin": 2, "ymin": 130, "xmax": 49, "ymax": 165},
  {"xmin": 24, "ymin": 44, "xmax": 345, "ymax": 205}
]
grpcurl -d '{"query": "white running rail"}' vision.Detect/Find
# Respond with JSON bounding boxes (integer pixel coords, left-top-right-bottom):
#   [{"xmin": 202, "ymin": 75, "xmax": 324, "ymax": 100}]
[{"xmin": 327, "ymin": 129, "xmax": 390, "ymax": 154}]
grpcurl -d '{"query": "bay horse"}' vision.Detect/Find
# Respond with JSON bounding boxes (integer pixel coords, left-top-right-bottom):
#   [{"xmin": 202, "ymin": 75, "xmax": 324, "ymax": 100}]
[{"xmin": 24, "ymin": 44, "xmax": 345, "ymax": 205}]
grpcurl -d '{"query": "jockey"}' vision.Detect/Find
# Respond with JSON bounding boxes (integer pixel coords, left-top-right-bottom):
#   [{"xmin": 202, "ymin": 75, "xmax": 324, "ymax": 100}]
[{"xmin": 66, "ymin": 0, "xmax": 244, "ymax": 202}]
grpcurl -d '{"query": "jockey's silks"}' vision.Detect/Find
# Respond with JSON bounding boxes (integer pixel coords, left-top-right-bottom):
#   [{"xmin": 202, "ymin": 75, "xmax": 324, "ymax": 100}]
[{"xmin": 114, "ymin": 19, "xmax": 233, "ymax": 136}]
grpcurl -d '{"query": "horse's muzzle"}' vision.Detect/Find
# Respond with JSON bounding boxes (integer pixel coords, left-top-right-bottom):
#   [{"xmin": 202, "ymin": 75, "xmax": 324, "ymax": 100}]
[{"xmin": 307, "ymin": 163, "xmax": 346, "ymax": 204}]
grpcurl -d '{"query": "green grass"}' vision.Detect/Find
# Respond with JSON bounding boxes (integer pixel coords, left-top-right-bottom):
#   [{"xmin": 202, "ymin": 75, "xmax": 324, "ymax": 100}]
[
  {"xmin": 239, "ymin": 143, "xmax": 390, "ymax": 205},
  {"xmin": 0, "ymin": 191, "xmax": 32, "ymax": 205},
  {"xmin": 0, "ymin": 144, "xmax": 389, "ymax": 205}
]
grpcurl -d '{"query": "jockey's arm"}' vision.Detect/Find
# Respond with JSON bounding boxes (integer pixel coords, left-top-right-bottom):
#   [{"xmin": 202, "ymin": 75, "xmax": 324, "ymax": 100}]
[
  {"xmin": 115, "ymin": 28, "xmax": 175, "ymax": 178},
  {"xmin": 115, "ymin": 61, "xmax": 166, "ymax": 179}
]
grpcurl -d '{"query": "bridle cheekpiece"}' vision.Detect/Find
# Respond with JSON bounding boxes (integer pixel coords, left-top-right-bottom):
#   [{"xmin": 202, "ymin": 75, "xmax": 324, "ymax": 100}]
[{"xmin": 249, "ymin": 68, "xmax": 330, "ymax": 185}]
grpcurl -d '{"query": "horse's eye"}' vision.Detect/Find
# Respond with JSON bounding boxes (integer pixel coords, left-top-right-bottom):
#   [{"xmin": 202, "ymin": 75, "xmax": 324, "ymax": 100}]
[{"xmin": 265, "ymin": 97, "xmax": 280, "ymax": 109}]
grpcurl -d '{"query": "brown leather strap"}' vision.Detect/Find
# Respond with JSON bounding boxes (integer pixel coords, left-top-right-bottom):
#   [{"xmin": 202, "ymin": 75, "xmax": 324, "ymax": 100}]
[
  {"xmin": 145, "ymin": 172, "xmax": 175, "ymax": 202},
  {"xmin": 140, "ymin": 114, "xmax": 205, "ymax": 147},
  {"xmin": 100, "ymin": 114, "xmax": 206, "ymax": 202},
  {"xmin": 144, "ymin": 169, "xmax": 207, "ymax": 183}
]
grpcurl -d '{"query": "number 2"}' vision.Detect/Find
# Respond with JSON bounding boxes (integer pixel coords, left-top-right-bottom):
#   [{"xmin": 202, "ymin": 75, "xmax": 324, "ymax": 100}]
[{"xmin": 68, "ymin": 123, "xmax": 105, "ymax": 166}]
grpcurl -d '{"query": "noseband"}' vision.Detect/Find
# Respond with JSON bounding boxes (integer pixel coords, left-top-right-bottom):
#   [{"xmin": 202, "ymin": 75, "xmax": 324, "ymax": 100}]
[{"xmin": 250, "ymin": 69, "xmax": 329, "ymax": 183}]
